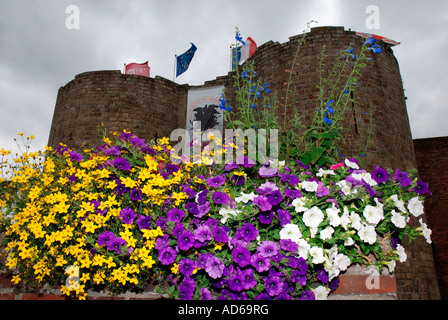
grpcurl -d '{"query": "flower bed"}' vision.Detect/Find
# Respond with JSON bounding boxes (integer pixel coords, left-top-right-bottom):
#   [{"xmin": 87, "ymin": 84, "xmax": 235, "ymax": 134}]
[
  {"xmin": 0, "ymin": 27, "xmax": 432, "ymax": 300},
  {"xmin": 0, "ymin": 130, "xmax": 431, "ymax": 300}
]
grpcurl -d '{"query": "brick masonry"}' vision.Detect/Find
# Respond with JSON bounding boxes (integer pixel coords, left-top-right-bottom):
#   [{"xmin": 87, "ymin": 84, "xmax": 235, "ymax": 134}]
[
  {"xmin": 2, "ymin": 26, "xmax": 434, "ymax": 300},
  {"xmin": 413, "ymin": 137, "xmax": 448, "ymax": 299}
]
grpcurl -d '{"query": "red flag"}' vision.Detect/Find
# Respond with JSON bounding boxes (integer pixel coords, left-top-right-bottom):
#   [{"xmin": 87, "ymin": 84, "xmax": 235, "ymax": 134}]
[
  {"xmin": 125, "ymin": 61, "xmax": 150, "ymax": 77},
  {"xmin": 240, "ymin": 37, "xmax": 257, "ymax": 61},
  {"xmin": 355, "ymin": 32, "xmax": 400, "ymax": 46}
]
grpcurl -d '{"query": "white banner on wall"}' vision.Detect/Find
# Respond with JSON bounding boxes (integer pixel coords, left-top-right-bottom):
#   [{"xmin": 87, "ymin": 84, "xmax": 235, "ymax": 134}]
[{"xmin": 186, "ymin": 86, "xmax": 224, "ymax": 139}]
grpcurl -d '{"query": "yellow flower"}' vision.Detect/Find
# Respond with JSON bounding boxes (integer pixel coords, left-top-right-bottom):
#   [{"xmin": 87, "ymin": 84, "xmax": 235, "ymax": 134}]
[
  {"xmin": 159, "ymin": 137, "xmax": 170, "ymax": 145},
  {"xmin": 119, "ymin": 176, "xmax": 138, "ymax": 189},
  {"xmin": 11, "ymin": 274, "xmax": 21, "ymax": 285},
  {"xmin": 93, "ymin": 271, "xmax": 105, "ymax": 284},
  {"xmin": 214, "ymin": 242, "xmax": 225, "ymax": 251},
  {"xmin": 171, "ymin": 263, "xmax": 179, "ymax": 274},
  {"xmin": 55, "ymin": 255, "xmax": 68, "ymax": 267},
  {"xmin": 18, "ymin": 132, "xmax": 25, "ymax": 136},
  {"xmin": 141, "ymin": 256, "xmax": 155, "ymax": 269},
  {"xmin": 80, "ymin": 273, "xmax": 90, "ymax": 283},
  {"xmin": 60, "ymin": 285, "xmax": 71, "ymax": 296},
  {"xmin": 65, "ymin": 265, "xmax": 80, "ymax": 278},
  {"xmin": 0, "ymin": 148, "xmax": 11, "ymax": 156}
]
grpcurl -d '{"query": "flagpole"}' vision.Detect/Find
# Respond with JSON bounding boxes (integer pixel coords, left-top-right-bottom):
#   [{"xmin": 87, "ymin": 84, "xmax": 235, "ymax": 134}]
[{"xmin": 173, "ymin": 55, "xmax": 177, "ymax": 82}]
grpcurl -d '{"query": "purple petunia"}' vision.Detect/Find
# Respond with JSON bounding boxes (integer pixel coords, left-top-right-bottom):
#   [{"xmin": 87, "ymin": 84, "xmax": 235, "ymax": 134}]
[
  {"xmin": 111, "ymin": 157, "xmax": 131, "ymax": 171},
  {"xmin": 196, "ymin": 202, "xmax": 210, "ymax": 218},
  {"xmin": 284, "ymin": 188, "xmax": 302, "ymax": 199},
  {"xmin": 178, "ymin": 230, "xmax": 194, "ymax": 251},
  {"xmin": 212, "ymin": 191, "xmax": 230, "ymax": 205},
  {"xmin": 266, "ymin": 189, "xmax": 283, "ymax": 206},
  {"xmin": 130, "ymin": 136, "xmax": 145, "ymax": 148},
  {"xmin": 194, "ymin": 225, "xmax": 213, "ymax": 243},
  {"xmin": 240, "ymin": 223, "xmax": 259, "ymax": 242},
  {"xmin": 372, "ymin": 166, "xmax": 389, "ymax": 184},
  {"xmin": 237, "ymin": 155, "xmax": 255, "ymax": 168},
  {"xmin": 107, "ymin": 236, "xmax": 126, "ymax": 254},
  {"xmin": 178, "ymin": 276, "xmax": 196, "ymax": 300},
  {"xmin": 207, "ymin": 175, "xmax": 225, "ymax": 188},
  {"xmin": 179, "ymin": 258, "xmax": 196, "ymax": 276},
  {"xmin": 119, "ymin": 207, "xmax": 136, "ymax": 224},
  {"xmin": 104, "ymin": 146, "xmax": 121, "ymax": 156},
  {"xmin": 277, "ymin": 209, "xmax": 291, "ymax": 227},
  {"xmin": 280, "ymin": 239, "xmax": 298, "ymax": 253},
  {"xmin": 97, "ymin": 231, "xmax": 115, "ymax": 247},
  {"xmin": 251, "ymin": 253, "xmax": 270, "ymax": 272},
  {"xmin": 200, "ymin": 288, "xmax": 213, "ymax": 300},
  {"xmin": 410, "ymin": 180, "xmax": 430, "ymax": 195},
  {"xmin": 257, "ymin": 241, "xmax": 279, "ymax": 258},
  {"xmin": 129, "ymin": 188, "xmax": 143, "ymax": 201},
  {"xmin": 253, "ymin": 195, "xmax": 272, "ymax": 212},
  {"xmin": 205, "ymin": 255, "xmax": 225, "ymax": 279},
  {"xmin": 265, "ymin": 276, "xmax": 284, "ymax": 297},
  {"xmin": 185, "ymin": 202, "xmax": 199, "ymax": 215},
  {"xmin": 241, "ymin": 268, "xmax": 257, "ymax": 290},
  {"xmin": 136, "ymin": 215, "xmax": 151, "ymax": 230},
  {"xmin": 280, "ymin": 174, "xmax": 300, "ymax": 186},
  {"xmin": 259, "ymin": 211, "xmax": 274, "ymax": 224},
  {"xmin": 394, "ymin": 169, "xmax": 412, "ymax": 187},
  {"xmin": 258, "ymin": 164, "xmax": 277, "ymax": 177},
  {"xmin": 165, "ymin": 163, "xmax": 179, "ymax": 174},
  {"xmin": 228, "ymin": 273, "xmax": 245, "ymax": 292},
  {"xmin": 317, "ymin": 268, "xmax": 329, "ymax": 284},
  {"xmin": 232, "ymin": 246, "xmax": 251, "ymax": 267},
  {"xmin": 212, "ymin": 226, "xmax": 229, "ymax": 243},
  {"xmin": 68, "ymin": 151, "xmax": 83, "ymax": 162},
  {"xmin": 167, "ymin": 208, "xmax": 186, "ymax": 223},
  {"xmin": 224, "ymin": 162, "xmax": 239, "ymax": 172},
  {"xmin": 158, "ymin": 246, "xmax": 177, "ymax": 265},
  {"xmin": 230, "ymin": 174, "xmax": 245, "ymax": 186}
]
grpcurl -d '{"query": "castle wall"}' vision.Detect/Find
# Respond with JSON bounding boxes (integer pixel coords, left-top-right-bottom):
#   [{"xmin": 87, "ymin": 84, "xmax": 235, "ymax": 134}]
[{"xmin": 47, "ymin": 26, "xmax": 440, "ymax": 299}]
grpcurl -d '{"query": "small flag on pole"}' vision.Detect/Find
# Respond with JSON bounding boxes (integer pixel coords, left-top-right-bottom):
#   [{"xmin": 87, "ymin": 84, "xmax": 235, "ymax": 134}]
[
  {"xmin": 176, "ymin": 43, "xmax": 197, "ymax": 77},
  {"xmin": 124, "ymin": 61, "xmax": 150, "ymax": 77},
  {"xmin": 231, "ymin": 37, "xmax": 257, "ymax": 70},
  {"xmin": 355, "ymin": 32, "xmax": 400, "ymax": 46}
]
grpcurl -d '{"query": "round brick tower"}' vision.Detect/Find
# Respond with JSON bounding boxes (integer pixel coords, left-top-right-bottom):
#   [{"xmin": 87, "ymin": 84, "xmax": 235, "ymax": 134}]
[{"xmin": 48, "ymin": 26, "xmax": 440, "ymax": 299}]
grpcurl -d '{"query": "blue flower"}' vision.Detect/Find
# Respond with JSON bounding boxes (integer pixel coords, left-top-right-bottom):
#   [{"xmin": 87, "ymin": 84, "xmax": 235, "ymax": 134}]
[
  {"xmin": 369, "ymin": 44, "xmax": 382, "ymax": 53},
  {"xmin": 364, "ymin": 36, "xmax": 376, "ymax": 45},
  {"xmin": 235, "ymin": 32, "xmax": 246, "ymax": 45}
]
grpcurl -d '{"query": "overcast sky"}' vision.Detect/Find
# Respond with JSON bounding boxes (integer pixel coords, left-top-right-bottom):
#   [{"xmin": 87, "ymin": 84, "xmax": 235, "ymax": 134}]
[{"xmin": 1, "ymin": 0, "xmax": 447, "ymax": 156}]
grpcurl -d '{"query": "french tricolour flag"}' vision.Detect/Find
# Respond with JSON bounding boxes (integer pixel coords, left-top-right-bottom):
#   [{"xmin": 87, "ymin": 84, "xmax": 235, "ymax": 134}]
[{"xmin": 232, "ymin": 37, "xmax": 257, "ymax": 70}]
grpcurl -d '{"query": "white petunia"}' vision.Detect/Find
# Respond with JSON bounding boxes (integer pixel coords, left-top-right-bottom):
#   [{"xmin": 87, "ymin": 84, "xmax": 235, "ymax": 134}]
[
  {"xmin": 219, "ymin": 206, "xmax": 240, "ymax": 224},
  {"xmin": 344, "ymin": 237, "xmax": 354, "ymax": 246},
  {"xmin": 291, "ymin": 197, "xmax": 307, "ymax": 213},
  {"xmin": 336, "ymin": 180, "xmax": 357, "ymax": 196},
  {"xmin": 344, "ymin": 158, "xmax": 359, "ymax": 169},
  {"xmin": 309, "ymin": 246, "xmax": 325, "ymax": 264},
  {"xmin": 334, "ymin": 253, "xmax": 351, "ymax": 271},
  {"xmin": 320, "ymin": 226, "xmax": 334, "ymax": 240},
  {"xmin": 358, "ymin": 224, "xmax": 377, "ymax": 244},
  {"xmin": 350, "ymin": 212, "xmax": 362, "ymax": 230},
  {"xmin": 279, "ymin": 223, "xmax": 302, "ymax": 243},
  {"xmin": 396, "ymin": 244, "xmax": 407, "ymax": 262},
  {"xmin": 313, "ymin": 286, "xmax": 330, "ymax": 300},
  {"xmin": 303, "ymin": 206, "xmax": 324, "ymax": 228},
  {"xmin": 408, "ymin": 197, "xmax": 424, "ymax": 217},
  {"xmin": 316, "ymin": 168, "xmax": 335, "ymax": 177},
  {"xmin": 340, "ymin": 206, "xmax": 351, "ymax": 230},
  {"xmin": 326, "ymin": 205, "xmax": 342, "ymax": 227},
  {"xmin": 363, "ymin": 205, "xmax": 384, "ymax": 226},
  {"xmin": 351, "ymin": 172, "xmax": 377, "ymax": 187},
  {"xmin": 296, "ymin": 238, "xmax": 311, "ymax": 259},
  {"xmin": 391, "ymin": 209, "xmax": 406, "ymax": 228},
  {"xmin": 419, "ymin": 218, "xmax": 432, "ymax": 244},
  {"xmin": 235, "ymin": 191, "xmax": 256, "ymax": 203},
  {"xmin": 390, "ymin": 195, "xmax": 407, "ymax": 213},
  {"xmin": 301, "ymin": 180, "xmax": 319, "ymax": 192}
]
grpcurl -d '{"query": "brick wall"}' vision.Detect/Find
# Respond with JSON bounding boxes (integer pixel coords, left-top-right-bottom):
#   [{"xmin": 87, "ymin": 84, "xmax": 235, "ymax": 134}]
[{"xmin": 414, "ymin": 137, "xmax": 448, "ymax": 299}]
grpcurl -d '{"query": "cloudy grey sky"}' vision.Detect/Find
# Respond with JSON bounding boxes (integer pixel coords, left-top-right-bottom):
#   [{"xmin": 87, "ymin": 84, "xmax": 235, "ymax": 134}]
[{"xmin": 0, "ymin": 0, "xmax": 447, "ymax": 156}]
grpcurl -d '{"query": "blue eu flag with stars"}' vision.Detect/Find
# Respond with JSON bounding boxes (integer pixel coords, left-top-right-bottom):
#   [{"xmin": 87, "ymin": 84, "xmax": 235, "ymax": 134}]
[{"xmin": 176, "ymin": 43, "xmax": 197, "ymax": 77}]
